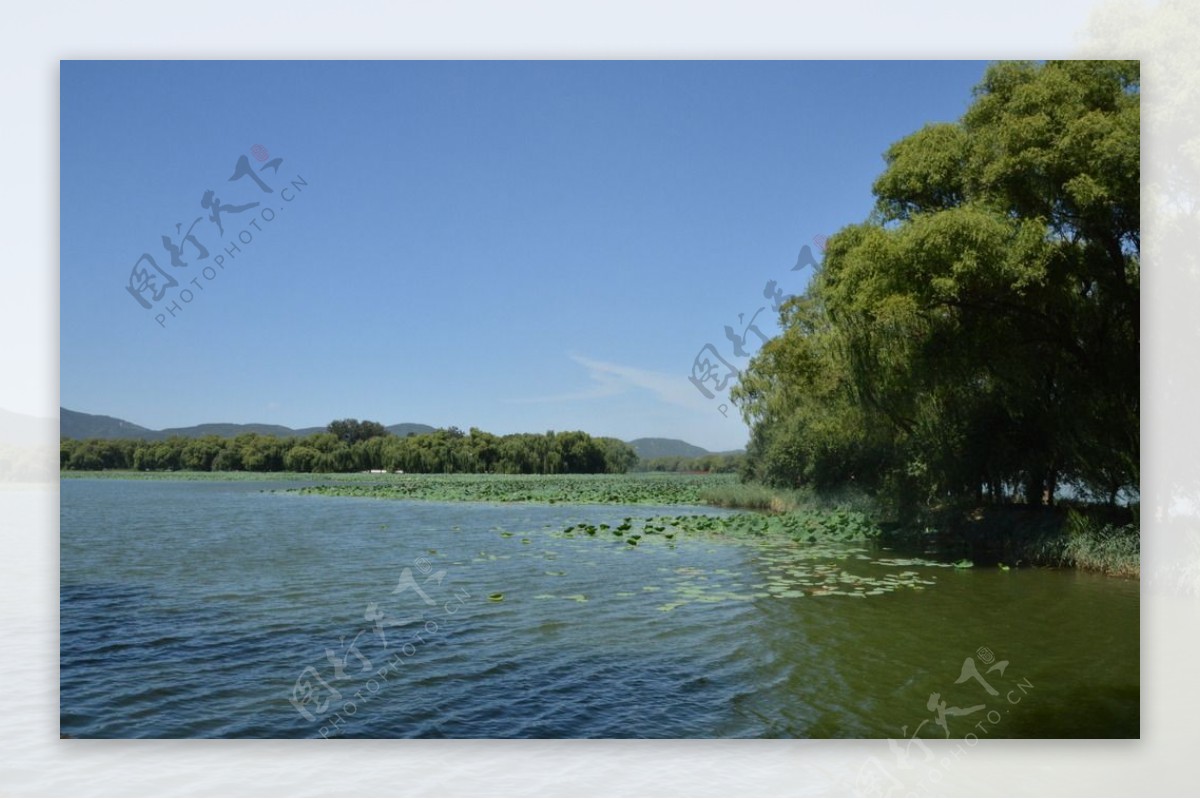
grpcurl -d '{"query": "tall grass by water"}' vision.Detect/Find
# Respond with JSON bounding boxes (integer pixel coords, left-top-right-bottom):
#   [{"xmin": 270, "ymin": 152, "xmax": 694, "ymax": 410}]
[
  {"xmin": 698, "ymin": 481, "xmax": 875, "ymax": 515},
  {"xmin": 1041, "ymin": 510, "xmax": 1140, "ymax": 578}
]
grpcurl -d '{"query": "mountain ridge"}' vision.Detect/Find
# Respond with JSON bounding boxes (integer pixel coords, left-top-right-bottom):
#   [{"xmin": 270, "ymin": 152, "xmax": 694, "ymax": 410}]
[
  {"xmin": 626, "ymin": 437, "xmax": 708, "ymax": 460},
  {"xmin": 59, "ymin": 408, "xmax": 730, "ymax": 456},
  {"xmin": 60, "ymin": 408, "xmax": 435, "ymax": 442}
]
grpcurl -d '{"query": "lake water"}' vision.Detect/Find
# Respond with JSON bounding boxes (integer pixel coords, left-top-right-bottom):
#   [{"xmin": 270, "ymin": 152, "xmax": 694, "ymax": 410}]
[{"xmin": 60, "ymin": 479, "xmax": 1139, "ymax": 738}]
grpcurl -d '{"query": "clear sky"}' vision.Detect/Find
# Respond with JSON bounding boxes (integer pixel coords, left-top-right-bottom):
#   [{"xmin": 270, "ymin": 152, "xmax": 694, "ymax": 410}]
[{"xmin": 61, "ymin": 60, "xmax": 988, "ymax": 451}]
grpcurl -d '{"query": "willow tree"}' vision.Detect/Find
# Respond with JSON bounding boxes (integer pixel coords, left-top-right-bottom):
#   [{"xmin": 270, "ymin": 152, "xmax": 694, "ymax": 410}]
[{"xmin": 735, "ymin": 60, "xmax": 1139, "ymax": 510}]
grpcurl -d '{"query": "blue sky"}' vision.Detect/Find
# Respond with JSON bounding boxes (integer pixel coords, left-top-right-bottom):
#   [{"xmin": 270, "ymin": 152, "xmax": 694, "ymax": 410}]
[{"xmin": 61, "ymin": 60, "xmax": 988, "ymax": 451}]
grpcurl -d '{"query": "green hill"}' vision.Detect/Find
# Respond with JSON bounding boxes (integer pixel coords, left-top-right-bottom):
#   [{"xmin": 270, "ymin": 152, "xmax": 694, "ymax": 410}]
[
  {"xmin": 158, "ymin": 422, "xmax": 305, "ymax": 438},
  {"xmin": 60, "ymin": 408, "xmax": 157, "ymax": 440},
  {"xmin": 388, "ymin": 423, "xmax": 437, "ymax": 437},
  {"xmin": 627, "ymin": 437, "xmax": 709, "ymax": 460},
  {"xmin": 60, "ymin": 408, "xmax": 434, "ymax": 442}
]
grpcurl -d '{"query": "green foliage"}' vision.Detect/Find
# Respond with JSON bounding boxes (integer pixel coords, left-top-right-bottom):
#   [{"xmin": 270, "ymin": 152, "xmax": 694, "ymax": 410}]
[
  {"xmin": 597, "ymin": 437, "xmax": 641, "ymax": 474},
  {"xmin": 61, "ymin": 438, "xmax": 136, "ymax": 471},
  {"xmin": 180, "ymin": 436, "xmax": 223, "ymax": 471},
  {"xmin": 59, "ymin": 426, "xmax": 643, "ymax": 476},
  {"xmin": 734, "ymin": 60, "xmax": 1139, "ymax": 517},
  {"xmin": 638, "ymin": 452, "xmax": 745, "ymax": 473},
  {"xmin": 326, "ymin": 418, "xmax": 390, "ymax": 445},
  {"xmin": 283, "ymin": 445, "xmax": 321, "ymax": 473}
]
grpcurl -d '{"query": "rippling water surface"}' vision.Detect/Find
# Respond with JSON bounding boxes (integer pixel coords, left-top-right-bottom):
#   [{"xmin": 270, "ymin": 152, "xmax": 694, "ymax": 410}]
[{"xmin": 60, "ymin": 479, "xmax": 1138, "ymax": 738}]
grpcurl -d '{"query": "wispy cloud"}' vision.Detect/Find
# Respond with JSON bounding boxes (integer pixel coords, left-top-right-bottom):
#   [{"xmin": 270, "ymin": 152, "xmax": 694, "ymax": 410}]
[{"xmin": 509, "ymin": 354, "xmax": 716, "ymax": 413}]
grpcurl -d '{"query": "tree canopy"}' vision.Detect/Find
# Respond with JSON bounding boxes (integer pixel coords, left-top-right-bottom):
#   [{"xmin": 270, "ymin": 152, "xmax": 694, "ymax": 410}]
[
  {"xmin": 733, "ymin": 61, "xmax": 1139, "ymax": 514},
  {"xmin": 327, "ymin": 418, "xmax": 390, "ymax": 444},
  {"xmin": 61, "ymin": 425, "xmax": 641, "ymax": 475}
]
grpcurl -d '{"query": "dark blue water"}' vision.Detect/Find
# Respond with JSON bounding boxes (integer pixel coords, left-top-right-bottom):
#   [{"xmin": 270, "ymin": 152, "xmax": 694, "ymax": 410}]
[{"xmin": 60, "ymin": 479, "xmax": 1139, "ymax": 738}]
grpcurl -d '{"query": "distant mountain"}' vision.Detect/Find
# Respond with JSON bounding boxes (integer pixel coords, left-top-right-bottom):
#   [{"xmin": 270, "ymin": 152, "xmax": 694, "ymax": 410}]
[
  {"xmin": 60, "ymin": 408, "xmax": 156, "ymax": 441},
  {"xmin": 61, "ymin": 408, "xmax": 434, "ymax": 441},
  {"xmin": 158, "ymin": 422, "xmax": 307, "ymax": 438},
  {"xmin": 388, "ymin": 423, "xmax": 437, "ymax": 437},
  {"xmin": 627, "ymin": 437, "xmax": 710, "ymax": 460}
]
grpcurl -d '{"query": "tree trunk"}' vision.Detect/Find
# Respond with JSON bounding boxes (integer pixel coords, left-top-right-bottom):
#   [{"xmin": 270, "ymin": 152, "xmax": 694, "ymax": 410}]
[{"xmin": 1025, "ymin": 473, "xmax": 1045, "ymax": 506}]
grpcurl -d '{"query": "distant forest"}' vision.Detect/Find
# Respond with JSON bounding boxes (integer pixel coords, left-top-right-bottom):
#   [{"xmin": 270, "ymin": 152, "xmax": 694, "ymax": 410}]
[
  {"xmin": 637, "ymin": 453, "xmax": 744, "ymax": 473},
  {"xmin": 60, "ymin": 419, "xmax": 642, "ymax": 475}
]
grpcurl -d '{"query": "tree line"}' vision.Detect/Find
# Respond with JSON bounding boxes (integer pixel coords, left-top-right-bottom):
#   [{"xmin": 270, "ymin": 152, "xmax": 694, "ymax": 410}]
[
  {"xmin": 60, "ymin": 420, "xmax": 640, "ymax": 475},
  {"xmin": 636, "ymin": 453, "xmax": 744, "ymax": 473},
  {"xmin": 733, "ymin": 61, "xmax": 1139, "ymax": 515}
]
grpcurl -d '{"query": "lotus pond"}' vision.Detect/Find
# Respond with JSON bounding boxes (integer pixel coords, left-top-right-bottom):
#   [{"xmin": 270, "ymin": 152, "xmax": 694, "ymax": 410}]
[{"xmin": 286, "ymin": 472, "xmax": 734, "ymax": 504}]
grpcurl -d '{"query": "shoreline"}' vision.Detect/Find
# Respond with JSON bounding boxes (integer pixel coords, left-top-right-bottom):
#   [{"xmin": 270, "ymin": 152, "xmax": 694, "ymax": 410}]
[{"xmin": 62, "ymin": 469, "xmax": 1139, "ymax": 577}]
